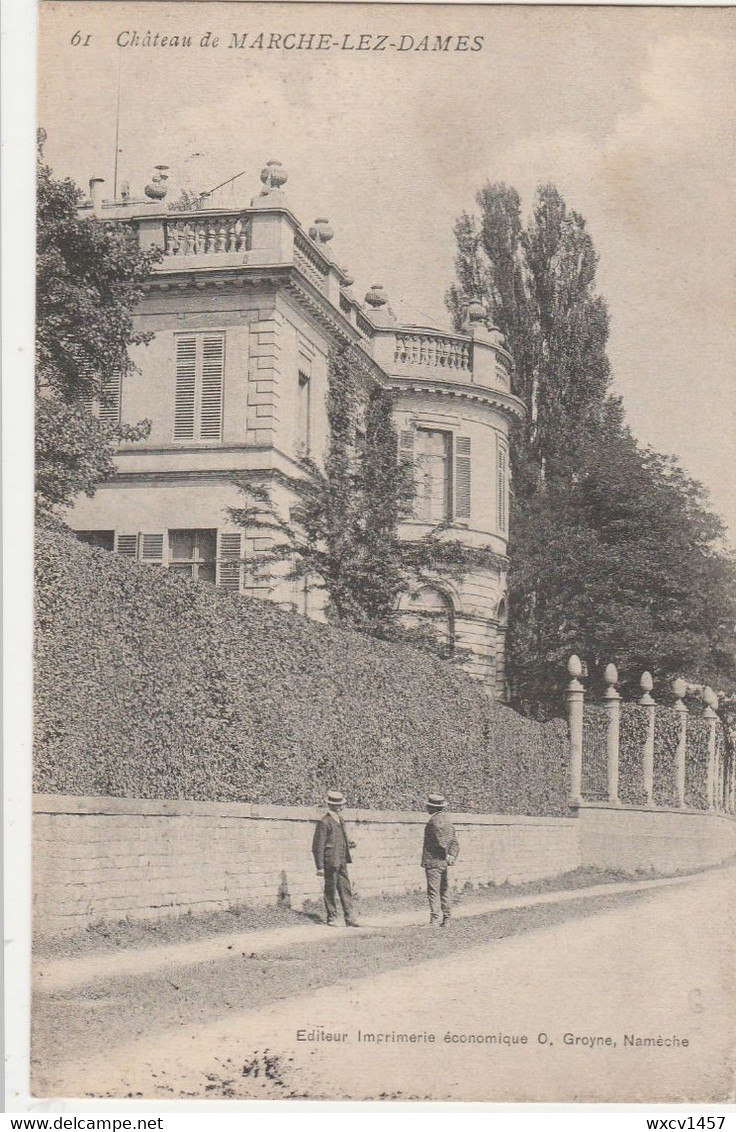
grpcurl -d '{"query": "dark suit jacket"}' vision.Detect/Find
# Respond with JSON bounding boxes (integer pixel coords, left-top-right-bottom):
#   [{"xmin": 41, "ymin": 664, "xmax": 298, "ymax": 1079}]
[
  {"xmin": 421, "ymin": 812, "xmax": 460, "ymax": 868},
  {"xmin": 312, "ymin": 811, "xmax": 352, "ymax": 870}
]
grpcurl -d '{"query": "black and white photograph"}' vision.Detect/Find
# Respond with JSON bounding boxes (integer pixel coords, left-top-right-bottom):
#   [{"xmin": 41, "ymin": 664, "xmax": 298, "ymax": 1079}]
[{"xmin": 8, "ymin": 0, "xmax": 736, "ymax": 1111}]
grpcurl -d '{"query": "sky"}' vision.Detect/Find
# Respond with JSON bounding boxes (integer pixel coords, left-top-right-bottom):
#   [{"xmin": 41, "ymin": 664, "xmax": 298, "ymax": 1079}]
[{"xmin": 39, "ymin": 2, "xmax": 736, "ymax": 540}]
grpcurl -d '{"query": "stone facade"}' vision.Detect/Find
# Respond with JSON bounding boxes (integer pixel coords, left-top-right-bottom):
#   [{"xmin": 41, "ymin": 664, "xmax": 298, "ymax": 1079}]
[{"xmin": 69, "ymin": 164, "xmax": 525, "ymax": 691}]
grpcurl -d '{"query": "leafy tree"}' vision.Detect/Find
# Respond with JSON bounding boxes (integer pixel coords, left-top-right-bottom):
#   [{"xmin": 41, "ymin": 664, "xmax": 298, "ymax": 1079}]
[
  {"xmin": 229, "ymin": 345, "xmax": 503, "ymax": 653},
  {"xmin": 36, "ymin": 135, "xmax": 159, "ymax": 516},
  {"xmin": 448, "ymin": 182, "xmax": 736, "ymax": 712},
  {"xmin": 167, "ymin": 187, "xmax": 208, "ymax": 212}
]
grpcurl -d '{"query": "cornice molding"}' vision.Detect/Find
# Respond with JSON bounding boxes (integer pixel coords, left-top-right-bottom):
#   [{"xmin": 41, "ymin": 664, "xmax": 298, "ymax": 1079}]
[
  {"xmin": 388, "ymin": 376, "xmax": 526, "ymax": 420},
  {"xmin": 143, "ymin": 262, "xmax": 385, "ymax": 387}
]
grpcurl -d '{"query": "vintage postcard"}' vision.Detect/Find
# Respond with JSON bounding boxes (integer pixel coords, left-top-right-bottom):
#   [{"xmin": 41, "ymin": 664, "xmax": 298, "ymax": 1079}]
[{"xmin": 17, "ymin": 0, "xmax": 736, "ymax": 1111}]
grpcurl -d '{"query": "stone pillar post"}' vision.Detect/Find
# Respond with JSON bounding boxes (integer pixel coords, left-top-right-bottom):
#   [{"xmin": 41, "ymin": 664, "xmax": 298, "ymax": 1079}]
[
  {"xmin": 604, "ymin": 663, "xmax": 621, "ymax": 805},
  {"xmin": 703, "ymin": 686, "xmax": 718, "ymax": 811},
  {"xmin": 566, "ymin": 655, "xmax": 585, "ymax": 808},
  {"xmin": 639, "ymin": 671, "xmax": 656, "ymax": 806},
  {"xmin": 672, "ymin": 678, "xmax": 688, "ymax": 809}
]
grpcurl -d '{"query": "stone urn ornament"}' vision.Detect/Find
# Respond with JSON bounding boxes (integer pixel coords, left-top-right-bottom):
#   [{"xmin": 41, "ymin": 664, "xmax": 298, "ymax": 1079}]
[
  {"xmin": 144, "ymin": 165, "xmax": 170, "ymax": 201},
  {"xmin": 260, "ymin": 160, "xmax": 288, "ymax": 194},
  {"xmin": 309, "ymin": 218, "xmax": 334, "ymax": 244}
]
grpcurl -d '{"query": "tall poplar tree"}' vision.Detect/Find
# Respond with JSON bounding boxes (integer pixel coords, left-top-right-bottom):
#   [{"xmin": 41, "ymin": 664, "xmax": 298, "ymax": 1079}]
[{"xmin": 447, "ymin": 182, "xmax": 736, "ymax": 713}]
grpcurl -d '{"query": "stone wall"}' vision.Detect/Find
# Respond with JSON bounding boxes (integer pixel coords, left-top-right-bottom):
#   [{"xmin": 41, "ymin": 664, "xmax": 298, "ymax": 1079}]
[
  {"xmin": 33, "ymin": 795, "xmax": 580, "ymax": 937},
  {"xmin": 576, "ymin": 803, "xmax": 736, "ymax": 874},
  {"xmin": 33, "ymin": 794, "xmax": 736, "ymax": 938}
]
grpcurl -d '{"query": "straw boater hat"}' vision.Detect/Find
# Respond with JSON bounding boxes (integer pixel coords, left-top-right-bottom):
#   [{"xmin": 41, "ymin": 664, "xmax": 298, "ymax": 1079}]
[
  {"xmin": 326, "ymin": 790, "xmax": 347, "ymax": 808},
  {"xmin": 426, "ymin": 793, "xmax": 447, "ymax": 810}
]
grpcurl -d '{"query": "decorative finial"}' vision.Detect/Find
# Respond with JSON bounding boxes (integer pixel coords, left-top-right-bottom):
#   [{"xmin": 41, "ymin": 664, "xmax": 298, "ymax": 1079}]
[
  {"xmin": 639, "ymin": 670, "xmax": 655, "ymax": 705},
  {"xmin": 309, "ymin": 218, "xmax": 334, "ymax": 244},
  {"xmin": 259, "ymin": 160, "xmax": 288, "ymax": 194},
  {"xmin": 340, "ymin": 266, "xmax": 355, "ymax": 288},
  {"xmin": 604, "ymin": 663, "xmax": 619, "ymax": 686},
  {"xmin": 365, "ymin": 284, "xmax": 388, "ymax": 309},
  {"xmin": 703, "ymin": 686, "xmax": 719, "ymax": 710},
  {"xmin": 144, "ymin": 164, "xmax": 169, "ymax": 201},
  {"xmin": 120, "ymin": 180, "xmax": 131, "ymax": 202},
  {"xmin": 672, "ymin": 678, "xmax": 687, "ymax": 700},
  {"xmin": 467, "ymin": 297, "xmax": 487, "ymax": 324},
  {"xmin": 567, "ymin": 655, "xmax": 583, "ymax": 679}
]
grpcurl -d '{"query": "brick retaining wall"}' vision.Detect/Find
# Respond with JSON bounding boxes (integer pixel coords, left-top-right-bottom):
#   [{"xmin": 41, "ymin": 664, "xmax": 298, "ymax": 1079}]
[{"xmin": 33, "ymin": 795, "xmax": 580, "ymax": 936}]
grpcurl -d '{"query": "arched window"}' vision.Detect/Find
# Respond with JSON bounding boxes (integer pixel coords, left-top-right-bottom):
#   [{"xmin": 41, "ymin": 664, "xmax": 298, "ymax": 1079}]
[
  {"xmin": 496, "ymin": 597, "xmax": 508, "ymax": 626},
  {"xmin": 399, "ymin": 585, "xmax": 455, "ymax": 658}
]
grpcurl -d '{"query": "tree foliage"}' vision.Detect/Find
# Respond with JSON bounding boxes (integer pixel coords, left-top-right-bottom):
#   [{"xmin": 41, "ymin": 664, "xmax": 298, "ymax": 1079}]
[
  {"xmin": 36, "ymin": 137, "xmax": 159, "ymax": 516},
  {"xmin": 230, "ymin": 345, "xmax": 503, "ymax": 653},
  {"xmin": 448, "ymin": 181, "xmax": 736, "ymax": 714}
]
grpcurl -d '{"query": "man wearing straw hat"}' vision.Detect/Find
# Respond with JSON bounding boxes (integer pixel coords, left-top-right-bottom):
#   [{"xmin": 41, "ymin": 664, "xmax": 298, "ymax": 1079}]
[
  {"xmin": 312, "ymin": 789, "xmax": 360, "ymax": 927},
  {"xmin": 422, "ymin": 792, "xmax": 459, "ymax": 927}
]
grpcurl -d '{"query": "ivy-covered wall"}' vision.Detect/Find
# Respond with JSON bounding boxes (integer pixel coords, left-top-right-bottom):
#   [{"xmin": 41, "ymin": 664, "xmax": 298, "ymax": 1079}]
[{"xmin": 34, "ymin": 524, "xmax": 569, "ymax": 815}]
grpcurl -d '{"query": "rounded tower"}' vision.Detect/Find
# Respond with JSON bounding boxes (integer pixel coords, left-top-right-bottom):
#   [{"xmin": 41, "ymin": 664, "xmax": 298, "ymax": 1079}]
[{"xmin": 366, "ymin": 292, "xmax": 524, "ymax": 697}]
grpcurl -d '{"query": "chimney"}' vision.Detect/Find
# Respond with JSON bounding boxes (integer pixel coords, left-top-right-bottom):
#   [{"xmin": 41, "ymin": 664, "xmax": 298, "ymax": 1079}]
[{"xmin": 89, "ymin": 177, "xmax": 105, "ymax": 215}]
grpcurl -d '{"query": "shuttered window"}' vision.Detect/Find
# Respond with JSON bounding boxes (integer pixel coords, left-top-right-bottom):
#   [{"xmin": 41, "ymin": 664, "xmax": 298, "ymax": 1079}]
[
  {"xmin": 115, "ymin": 534, "xmax": 138, "ymax": 558},
  {"xmin": 98, "ymin": 369, "xmax": 122, "ymax": 425},
  {"xmin": 168, "ymin": 529, "xmax": 216, "ymax": 583},
  {"xmin": 217, "ymin": 532, "xmax": 243, "ymax": 592},
  {"xmin": 114, "ymin": 533, "xmax": 163, "ymax": 563},
  {"xmin": 497, "ymin": 443, "xmax": 508, "ymax": 532},
  {"xmin": 454, "ymin": 436, "xmax": 471, "ymax": 520},
  {"xmin": 398, "ymin": 429, "xmax": 415, "ymax": 461},
  {"xmin": 82, "ymin": 367, "xmax": 122, "ymax": 425},
  {"xmin": 140, "ymin": 534, "xmax": 164, "ymax": 563},
  {"xmin": 173, "ymin": 333, "xmax": 225, "ymax": 441},
  {"xmin": 415, "ymin": 430, "xmax": 452, "ymax": 523}
]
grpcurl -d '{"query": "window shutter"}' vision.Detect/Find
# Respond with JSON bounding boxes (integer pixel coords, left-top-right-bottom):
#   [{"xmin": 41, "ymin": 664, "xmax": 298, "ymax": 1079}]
[
  {"xmin": 200, "ymin": 334, "xmax": 225, "ymax": 439},
  {"xmin": 497, "ymin": 444, "xmax": 508, "ymax": 531},
  {"xmin": 398, "ymin": 429, "xmax": 415, "ymax": 460},
  {"xmin": 140, "ymin": 534, "xmax": 164, "ymax": 563},
  {"xmin": 173, "ymin": 336, "xmax": 197, "ymax": 440},
  {"xmin": 218, "ymin": 532, "xmax": 242, "ymax": 592},
  {"xmin": 455, "ymin": 436, "xmax": 471, "ymax": 519},
  {"xmin": 116, "ymin": 534, "xmax": 138, "ymax": 558},
  {"xmin": 98, "ymin": 369, "xmax": 122, "ymax": 425}
]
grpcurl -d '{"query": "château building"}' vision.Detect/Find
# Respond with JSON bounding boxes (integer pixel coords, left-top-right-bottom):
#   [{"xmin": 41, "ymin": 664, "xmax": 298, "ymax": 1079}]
[{"xmin": 69, "ymin": 161, "xmax": 524, "ymax": 697}]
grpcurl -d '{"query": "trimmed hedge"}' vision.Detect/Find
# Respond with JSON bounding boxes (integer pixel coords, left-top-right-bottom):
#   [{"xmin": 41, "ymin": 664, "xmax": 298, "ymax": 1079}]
[{"xmin": 35, "ymin": 525, "xmax": 569, "ymax": 815}]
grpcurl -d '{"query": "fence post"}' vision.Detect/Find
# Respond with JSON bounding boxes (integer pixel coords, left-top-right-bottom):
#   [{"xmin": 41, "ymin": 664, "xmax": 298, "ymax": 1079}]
[
  {"xmin": 604, "ymin": 663, "xmax": 621, "ymax": 805},
  {"xmin": 639, "ymin": 671, "xmax": 656, "ymax": 806},
  {"xmin": 672, "ymin": 678, "xmax": 688, "ymax": 808},
  {"xmin": 567, "ymin": 655, "xmax": 585, "ymax": 808},
  {"xmin": 703, "ymin": 686, "xmax": 718, "ymax": 811}
]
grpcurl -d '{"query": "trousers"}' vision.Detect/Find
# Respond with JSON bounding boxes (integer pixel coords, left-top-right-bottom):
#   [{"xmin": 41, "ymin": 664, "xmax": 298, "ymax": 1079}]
[
  {"xmin": 323, "ymin": 864, "xmax": 355, "ymax": 923},
  {"xmin": 425, "ymin": 866, "xmax": 451, "ymax": 921}
]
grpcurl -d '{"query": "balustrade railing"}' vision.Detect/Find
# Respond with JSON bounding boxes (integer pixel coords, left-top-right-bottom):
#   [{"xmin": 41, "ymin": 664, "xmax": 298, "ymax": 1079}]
[
  {"xmin": 394, "ymin": 332, "xmax": 471, "ymax": 373},
  {"xmin": 163, "ymin": 213, "xmax": 251, "ymax": 256},
  {"xmin": 566, "ymin": 657, "xmax": 734, "ymax": 815}
]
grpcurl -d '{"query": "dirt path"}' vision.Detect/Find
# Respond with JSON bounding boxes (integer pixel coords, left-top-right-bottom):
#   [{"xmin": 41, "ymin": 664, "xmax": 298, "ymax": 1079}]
[{"xmin": 32, "ymin": 868, "xmax": 736, "ymax": 1103}]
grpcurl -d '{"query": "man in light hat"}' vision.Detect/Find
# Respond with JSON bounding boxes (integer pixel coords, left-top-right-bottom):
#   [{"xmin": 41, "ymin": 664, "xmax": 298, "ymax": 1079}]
[
  {"xmin": 421, "ymin": 793, "xmax": 459, "ymax": 927},
  {"xmin": 312, "ymin": 790, "xmax": 360, "ymax": 927}
]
